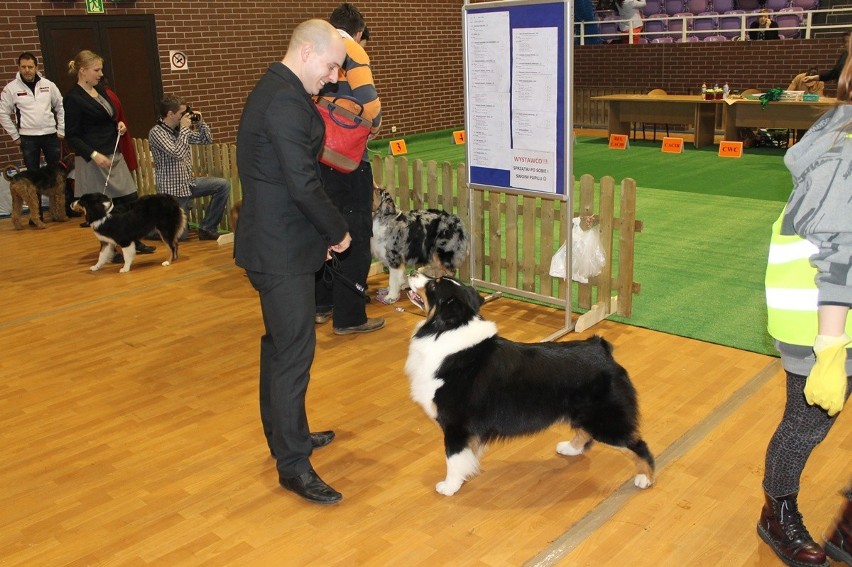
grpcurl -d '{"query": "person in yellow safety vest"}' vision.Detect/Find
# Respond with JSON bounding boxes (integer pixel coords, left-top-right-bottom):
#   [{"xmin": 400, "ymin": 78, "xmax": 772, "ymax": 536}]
[{"xmin": 758, "ymin": 34, "xmax": 852, "ymax": 567}]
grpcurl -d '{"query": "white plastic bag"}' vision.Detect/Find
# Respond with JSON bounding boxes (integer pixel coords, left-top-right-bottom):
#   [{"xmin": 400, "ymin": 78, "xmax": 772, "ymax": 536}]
[
  {"xmin": 548, "ymin": 218, "xmax": 606, "ymax": 283},
  {"xmin": 549, "ymin": 240, "xmax": 568, "ymax": 279}
]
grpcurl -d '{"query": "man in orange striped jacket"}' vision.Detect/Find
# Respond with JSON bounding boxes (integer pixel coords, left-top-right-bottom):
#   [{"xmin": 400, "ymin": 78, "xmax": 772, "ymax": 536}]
[{"xmin": 314, "ymin": 2, "xmax": 385, "ymax": 336}]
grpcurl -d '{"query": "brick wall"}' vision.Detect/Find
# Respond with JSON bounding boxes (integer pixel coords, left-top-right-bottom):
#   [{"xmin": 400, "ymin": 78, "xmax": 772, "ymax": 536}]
[
  {"xmin": 0, "ymin": 0, "xmax": 466, "ymax": 166},
  {"xmin": 0, "ymin": 1, "xmax": 845, "ymax": 167}
]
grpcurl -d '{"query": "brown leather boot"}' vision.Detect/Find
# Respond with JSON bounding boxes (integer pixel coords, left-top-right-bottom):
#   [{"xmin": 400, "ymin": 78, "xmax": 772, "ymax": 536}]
[
  {"xmin": 757, "ymin": 491, "xmax": 828, "ymax": 567},
  {"xmin": 825, "ymin": 494, "xmax": 852, "ymax": 566}
]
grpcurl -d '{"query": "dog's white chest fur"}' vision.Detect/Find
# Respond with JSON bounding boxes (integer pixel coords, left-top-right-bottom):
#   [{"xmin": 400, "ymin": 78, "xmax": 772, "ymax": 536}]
[{"xmin": 404, "ymin": 319, "xmax": 498, "ymax": 419}]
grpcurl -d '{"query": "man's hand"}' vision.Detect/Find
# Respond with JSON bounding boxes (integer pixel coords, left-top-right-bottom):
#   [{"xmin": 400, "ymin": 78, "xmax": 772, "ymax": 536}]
[
  {"xmin": 180, "ymin": 112, "xmax": 193, "ymax": 129},
  {"xmin": 327, "ymin": 232, "xmax": 352, "ymax": 259},
  {"xmin": 804, "ymin": 74, "xmax": 819, "ymax": 83}
]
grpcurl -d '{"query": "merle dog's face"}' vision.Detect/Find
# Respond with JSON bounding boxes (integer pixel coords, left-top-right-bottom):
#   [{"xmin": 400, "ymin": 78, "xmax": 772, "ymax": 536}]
[{"xmin": 373, "ymin": 188, "xmax": 397, "ymax": 216}]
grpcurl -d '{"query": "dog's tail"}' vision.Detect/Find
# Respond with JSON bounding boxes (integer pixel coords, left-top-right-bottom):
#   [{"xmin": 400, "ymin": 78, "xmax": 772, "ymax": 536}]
[
  {"xmin": 229, "ymin": 200, "xmax": 242, "ymax": 234},
  {"xmin": 2, "ymin": 163, "xmax": 20, "ymax": 182}
]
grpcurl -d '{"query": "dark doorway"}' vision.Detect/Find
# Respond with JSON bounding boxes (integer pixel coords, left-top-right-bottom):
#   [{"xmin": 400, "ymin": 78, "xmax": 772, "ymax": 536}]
[{"xmin": 36, "ymin": 15, "xmax": 163, "ymax": 139}]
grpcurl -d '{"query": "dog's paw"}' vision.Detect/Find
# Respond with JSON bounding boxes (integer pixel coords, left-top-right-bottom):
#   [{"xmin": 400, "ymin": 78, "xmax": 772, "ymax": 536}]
[
  {"xmin": 119, "ymin": 267, "xmax": 131, "ymax": 273},
  {"xmin": 375, "ymin": 294, "xmax": 398, "ymax": 305},
  {"xmin": 556, "ymin": 440, "xmax": 585, "ymax": 456},
  {"xmin": 162, "ymin": 260, "xmax": 171, "ymax": 267},
  {"xmin": 435, "ymin": 481, "xmax": 461, "ymax": 496},
  {"xmin": 89, "ymin": 265, "xmax": 100, "ymax": 272},
  {"xmin": 634, "ymin": 474, "xmax": 653, "ymax": 489}
]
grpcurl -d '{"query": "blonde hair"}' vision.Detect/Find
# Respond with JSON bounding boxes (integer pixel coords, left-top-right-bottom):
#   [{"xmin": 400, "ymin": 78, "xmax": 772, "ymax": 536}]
[
  {"xmin": 838, "ymin": 32, "xmax": 852, "ymax": 103},
  {"xmin": 67, "ymin": 50, "xmax": 103, "ymax": 77}
]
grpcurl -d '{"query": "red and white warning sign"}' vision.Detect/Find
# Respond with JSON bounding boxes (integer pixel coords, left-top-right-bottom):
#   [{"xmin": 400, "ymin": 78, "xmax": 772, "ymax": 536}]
[{"xmin": 169, "ymin": 51, "xmax": 188, "ymax": 71}]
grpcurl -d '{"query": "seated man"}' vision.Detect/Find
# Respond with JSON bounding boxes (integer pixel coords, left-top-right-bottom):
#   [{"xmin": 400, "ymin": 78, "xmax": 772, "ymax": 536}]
[
  {"xmin": 788, "ymin": 67, "xmax": 825, "ymax": 96},
  {"xmin": 749, "ymin": 9, "xmax": 779, "ymax": 41},
  {"xmin": 148, "ymin": 94, "xmax": 229, "ymax": 240}
]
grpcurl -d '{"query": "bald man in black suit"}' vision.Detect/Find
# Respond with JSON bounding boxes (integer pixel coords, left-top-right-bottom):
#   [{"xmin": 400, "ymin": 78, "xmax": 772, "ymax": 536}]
[{"xmin": 235, "ymin": 19, "xmax": 351, "ymax": 505}]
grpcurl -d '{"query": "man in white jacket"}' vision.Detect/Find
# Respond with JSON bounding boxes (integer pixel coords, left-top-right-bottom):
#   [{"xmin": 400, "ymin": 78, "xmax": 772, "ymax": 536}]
[{"xmin": 0, "ymin": 52, "xmax": 65, "ymax": 172}]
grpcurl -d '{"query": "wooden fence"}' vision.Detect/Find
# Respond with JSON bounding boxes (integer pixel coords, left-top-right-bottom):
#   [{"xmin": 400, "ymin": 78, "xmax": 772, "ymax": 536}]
[
  {"xmin": 131, "ymin": 138, "xmax": 242, "ymax": 232},
  {"xmin": 127, "ymin": 141, "xmax": 641, "ymax": 320},
  {"xmin": 370, "ymin": 154, "xmax": 641, "ymax": 319}
]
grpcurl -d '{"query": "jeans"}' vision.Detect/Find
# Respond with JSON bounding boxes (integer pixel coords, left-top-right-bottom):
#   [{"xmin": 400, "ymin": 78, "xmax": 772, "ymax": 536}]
[
  {"xmin": 180, "ymin": 176, "xmax": 230, "ymax": 234},
  {"xmin": 19, "ymin": 134, "xmax": 61, "ymax": 172}
]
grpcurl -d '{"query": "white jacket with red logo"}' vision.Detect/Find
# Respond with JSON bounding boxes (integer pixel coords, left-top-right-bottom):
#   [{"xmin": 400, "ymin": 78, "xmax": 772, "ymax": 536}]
[{"xmin": 0, "ymin": 72, "xmax": 65, "ymax": 140}]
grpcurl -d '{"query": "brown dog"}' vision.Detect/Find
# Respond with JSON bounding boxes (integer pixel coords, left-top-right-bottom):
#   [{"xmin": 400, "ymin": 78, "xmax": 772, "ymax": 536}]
[{"xmin": 3, "ymin": 154, "xmax": 74, "ymax": 230}]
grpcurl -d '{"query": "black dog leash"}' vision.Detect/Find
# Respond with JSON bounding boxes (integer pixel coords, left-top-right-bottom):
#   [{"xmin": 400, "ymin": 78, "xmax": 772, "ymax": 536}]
[{"xmin": 322, "ymin": 252, "xmax": 368, "ymax": 298}]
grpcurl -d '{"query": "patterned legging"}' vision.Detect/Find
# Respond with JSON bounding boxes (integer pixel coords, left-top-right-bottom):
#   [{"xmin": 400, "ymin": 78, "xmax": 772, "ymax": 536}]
[{"xmin": 763, "ymin": 370, "xmax": 852, "ymax": 497}]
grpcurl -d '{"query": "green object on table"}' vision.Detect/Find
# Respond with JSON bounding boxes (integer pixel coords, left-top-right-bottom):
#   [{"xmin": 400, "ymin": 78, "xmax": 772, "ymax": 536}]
[{"xmin": 760, "ymin": 87, "xmax": 784, "ymax": 109}]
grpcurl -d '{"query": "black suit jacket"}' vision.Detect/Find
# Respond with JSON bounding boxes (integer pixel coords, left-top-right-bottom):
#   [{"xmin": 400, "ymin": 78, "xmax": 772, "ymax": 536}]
[
  {"xmin": 234, "ymin": 62, "xmax": 348, "ymax": 276},
  {"xmin": 63, "ymin": 83, "xmax": 119, "ymax": 161}
]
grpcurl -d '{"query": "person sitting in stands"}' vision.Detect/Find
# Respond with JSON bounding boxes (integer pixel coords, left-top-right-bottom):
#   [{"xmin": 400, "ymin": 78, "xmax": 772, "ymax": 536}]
[
  {"xmin": 614, "ymin": 0, "xmax": 645, "ymax": 44},
  {"xmin": 749, "ymin": 9, "xmax": 779, "ymax": 41}
]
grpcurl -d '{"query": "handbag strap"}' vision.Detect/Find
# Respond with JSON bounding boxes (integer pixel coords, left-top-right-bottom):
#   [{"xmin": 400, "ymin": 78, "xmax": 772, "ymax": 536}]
[{"xmin": 314, "ymin": 94, "xmax": 365, "ymax": 117}]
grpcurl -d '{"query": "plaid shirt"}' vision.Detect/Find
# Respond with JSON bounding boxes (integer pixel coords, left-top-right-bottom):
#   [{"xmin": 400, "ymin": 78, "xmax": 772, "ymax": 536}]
[{"xmin": 148, "ymin": 119, "xmax": 212, "ymax": 198}]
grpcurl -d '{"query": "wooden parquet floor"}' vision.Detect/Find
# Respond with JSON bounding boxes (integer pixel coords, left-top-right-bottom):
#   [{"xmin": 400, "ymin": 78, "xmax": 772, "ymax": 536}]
[{"xmin": 0, "ymin": 218, "xmax": 849, "ymax": 566}]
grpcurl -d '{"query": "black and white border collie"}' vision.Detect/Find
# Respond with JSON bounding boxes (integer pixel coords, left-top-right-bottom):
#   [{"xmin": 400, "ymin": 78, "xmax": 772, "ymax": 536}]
[
  {"xmin": 404, "ymin": 272, "xmax": 655, "ymax": 496},
  {"xmin": 370, "ymin": 188, "xmax": 469, "ymax": 304},
  {"xmin": 72, "ymin": 193, "xmax": 186, "ymax": 273}
]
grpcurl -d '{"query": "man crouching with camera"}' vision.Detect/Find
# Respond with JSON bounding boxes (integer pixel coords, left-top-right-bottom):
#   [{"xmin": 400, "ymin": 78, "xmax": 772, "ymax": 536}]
[{"xmin": 148, "ymin": 94, "xmax": 230, "ymax": 241}]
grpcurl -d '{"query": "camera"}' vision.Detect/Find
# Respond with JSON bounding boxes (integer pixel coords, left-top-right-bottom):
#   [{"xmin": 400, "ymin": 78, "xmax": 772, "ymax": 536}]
[{"xmin": 183, "ymin": 105, "xmax": 200, "ymax": 122}]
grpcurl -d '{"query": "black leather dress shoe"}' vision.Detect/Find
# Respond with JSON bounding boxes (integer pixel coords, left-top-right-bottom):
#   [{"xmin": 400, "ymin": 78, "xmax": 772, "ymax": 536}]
[
  {"xmin": 279, "ymin": 468, "xmax": 342, "ymax": 504},
  {"xmin": 135, "ymin": 243, "xmax": 156, "ymax": 254},
  {"xmin": 198, "ymin": 229, "xmax": 219, "ymax": 241},
  {"xmin": 310, "ymin": 430, "xmax": 335, "ymax": 449}
]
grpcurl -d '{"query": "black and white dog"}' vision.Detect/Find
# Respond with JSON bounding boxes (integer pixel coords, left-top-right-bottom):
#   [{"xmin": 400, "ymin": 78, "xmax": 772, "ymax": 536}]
[
  {"xmin": 404, "ymin": 272, "xmax": 655, "ymax": 496},
  {"xmin": 370, "ymin": 188, "xmax": 469, "ymax": 304},
  {"xmin": 72, "ymin": 193, "xmax": 186, "ymax": 273}
]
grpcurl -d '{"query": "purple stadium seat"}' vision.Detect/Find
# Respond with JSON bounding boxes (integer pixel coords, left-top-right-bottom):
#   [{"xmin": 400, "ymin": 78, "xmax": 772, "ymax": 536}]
[
  {"xmin": 665, "ymin": 0, "xmax": 686, "ymax": 15},
  {"xmin": 686, "ymin": 0, "xmax": 709, "ymax": 13},
  {"xmin": 693, "ymin": 10, "xmax": 720, "ymax": 36},
  {"xmin": 668, "ymin": 12, "xmax": 694, "ymax": 38},
  {"xmin": 775, "ymin": 6, "xmax": 803, "ymax": 38},
  {"xmin": 764, "ymin": 0, "xmax": 789, "ymax": 10},
  {"xmin": 651, "ymin": 36, "xmax": 675, "ymax": 42},
  {"xmin": 643, "ymin": 14, "xmax": 669, "ymax": 40},
  {"xmin": 736, "ymin": 0, "xmax": 760, "ymax": 10},
  {"xmin": 703, "ymin": 34, "xmax": 728, "ymax": 40},
  {"xmin": 789, "ymin": 0, "xmax": 818, "ymax": 9},
  {"xmin": 719, "ymin": 10, "xmax": 746, "ymax": 39},
  {"xmin": 599, "ymin": 17, "xmax": 621, "ymax": 42},
  {"xmin": 643, "ymin": 0, "xmax": 663, "ymax": 16},
  {"xmin": 709, "ymin": 0, "xmax": 735, "ymax": 12}
]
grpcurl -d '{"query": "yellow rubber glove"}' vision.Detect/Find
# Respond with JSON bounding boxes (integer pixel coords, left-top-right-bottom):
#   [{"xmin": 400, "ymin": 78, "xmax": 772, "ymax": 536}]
[{"xmin": 803, "ymin": 334, "xmax": 850, "ymax": 416}]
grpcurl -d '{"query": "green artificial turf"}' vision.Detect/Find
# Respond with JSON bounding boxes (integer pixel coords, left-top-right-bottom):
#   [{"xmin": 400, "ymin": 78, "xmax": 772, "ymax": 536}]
[{"xmin": 370, "ymin": 131, "xmax": 793, "ymax": 355}]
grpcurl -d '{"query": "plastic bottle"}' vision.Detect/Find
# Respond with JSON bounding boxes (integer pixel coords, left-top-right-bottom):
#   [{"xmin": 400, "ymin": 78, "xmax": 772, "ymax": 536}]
[
  {"xmin": 723, "ymin": 82, "xmax": 730, "ymax": 99},
  {"xmin": 701, "ymin": 82, "xmax": 707, "ymax": 99},
  {"xmin": 714, "ymin": 83, "xmax": 721, "ymax": 100}
]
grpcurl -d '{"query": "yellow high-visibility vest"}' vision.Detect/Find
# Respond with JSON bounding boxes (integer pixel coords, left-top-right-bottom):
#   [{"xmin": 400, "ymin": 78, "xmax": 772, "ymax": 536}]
[{"xmin": 765, "ymin": 210, "xmax": 852, "ymax": 346}]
